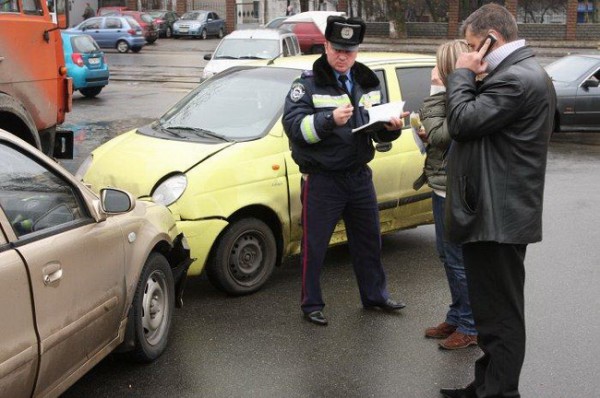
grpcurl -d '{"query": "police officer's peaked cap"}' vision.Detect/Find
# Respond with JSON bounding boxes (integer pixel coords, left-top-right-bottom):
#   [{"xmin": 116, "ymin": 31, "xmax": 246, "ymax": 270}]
[{"xmin": 325, "ymin": 16, "xmax": 366, "ymax": 52}]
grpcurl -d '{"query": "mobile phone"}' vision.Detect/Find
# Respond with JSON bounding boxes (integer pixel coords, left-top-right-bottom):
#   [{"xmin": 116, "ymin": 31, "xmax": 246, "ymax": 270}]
[{"xmin": 477, "ymin": 34, "xmax": 497, "ymax": 58}]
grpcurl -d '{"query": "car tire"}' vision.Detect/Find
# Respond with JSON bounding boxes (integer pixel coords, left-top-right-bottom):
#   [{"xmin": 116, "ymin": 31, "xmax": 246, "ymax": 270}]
[
  {"xmin": 80, "ymin": 87, "xmax": 102, "ymax": 98},
  {"xmin": 147, "ymin": 37, "xmax": 157, "ymax": 44},
  {"xmin": 131, "ymin": 46, "xmax": 142, "ymax": 53},
  {"xmin": 206, "ymin": 218, "xmax": 277, "ymax": 296},
  {"xmin": 218, "ymin": 27, "xmax": 224, "ymax": 39},
  {"xmin": 127, "ymin": 253, "xmax": 174, "ymax": 363},
  {"xmin": 166, "ymin": 26, "xmax": 172, "ymax": 38},
  {"xmin": 200, "ymin": 29, "xmax": 207, "ymax": 40},
  {"xmin": 116, "ymin": 40, "xmax": 130, "ymax": 53}
]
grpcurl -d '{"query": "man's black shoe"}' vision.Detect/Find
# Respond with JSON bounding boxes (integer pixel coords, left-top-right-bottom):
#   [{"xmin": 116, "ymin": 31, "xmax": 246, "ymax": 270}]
[
  {"xmin": 439, "ymin": 384, "xmax": 477, "ymax": 398},
  {"xmin": 364, "ymin": 298, "xmax": 406, "ymax": 311},
  {"xmin": 304, "ymin": 310, "xmax": 328, "ymax": 326}
]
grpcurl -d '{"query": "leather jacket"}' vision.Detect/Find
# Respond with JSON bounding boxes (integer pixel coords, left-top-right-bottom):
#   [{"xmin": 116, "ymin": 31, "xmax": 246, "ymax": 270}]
[{"xmin": 445, "ymin": 46, "xmax": 557, "ymax": 244}]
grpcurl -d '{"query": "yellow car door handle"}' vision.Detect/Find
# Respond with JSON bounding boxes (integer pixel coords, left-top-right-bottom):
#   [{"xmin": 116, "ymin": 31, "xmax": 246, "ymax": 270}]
[{"xmin": 43, "ymin": 263, "xmax": 63, "ymax": 286}]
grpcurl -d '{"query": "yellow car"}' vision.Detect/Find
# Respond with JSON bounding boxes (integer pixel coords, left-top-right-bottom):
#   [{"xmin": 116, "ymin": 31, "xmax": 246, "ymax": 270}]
[{"xmin": 78, "ymin": 53, "xmax": 435, "ymax": 295}]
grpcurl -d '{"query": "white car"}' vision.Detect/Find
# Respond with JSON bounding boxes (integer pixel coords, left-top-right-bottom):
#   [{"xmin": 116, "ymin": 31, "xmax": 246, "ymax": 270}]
[{"xmin": 202, "ymin": 29, "xmax": 300, "ymax": 79}]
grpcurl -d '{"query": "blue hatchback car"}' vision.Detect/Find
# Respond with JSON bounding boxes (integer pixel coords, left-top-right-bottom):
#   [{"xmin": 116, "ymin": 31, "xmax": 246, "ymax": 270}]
[
  {"xmin": 61, "ymin": 32, "xmax": 110, "ymax": 98},
  {"xmin": 67, "ymin": 15, "xmax": 146, "ymax": 53}
]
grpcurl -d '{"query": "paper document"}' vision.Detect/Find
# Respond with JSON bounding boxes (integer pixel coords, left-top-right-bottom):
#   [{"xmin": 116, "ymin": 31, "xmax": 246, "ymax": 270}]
[
  {"xmin": 410, "ymin": 112, "xmax": 427, "ymax": 155},
  {"xmin": 351, "ymin": 101, "xmax": 405, "ymax": 134}
]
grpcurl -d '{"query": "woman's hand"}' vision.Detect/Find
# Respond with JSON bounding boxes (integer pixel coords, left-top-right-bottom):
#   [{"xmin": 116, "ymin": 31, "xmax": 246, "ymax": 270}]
[{"xmin": 384, "ymin": 111, "xmax": 410, "ymax": 131}]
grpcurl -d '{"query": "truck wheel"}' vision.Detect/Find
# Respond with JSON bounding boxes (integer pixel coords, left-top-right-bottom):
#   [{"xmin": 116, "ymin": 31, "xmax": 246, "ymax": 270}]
[
  {"xmin": 127, "ymin": 253, "xmax": 174, "ymax": 362},
  {"xmin": 206, "ymin": 218, "xmax": 276, "ymax": 295},
  {"xmin": 200, "ymin": 29, "xmax": 207, "ymax": 40},
  {"xmin": 116, "ymin": 40, "xmax": 130, "ymax": 53},
  {"xmin": 80, "ymin": 87, "xmax": 102, "ymax": 98},
  {"xmin": 0, "ymin": 93, "xmax": 40, "ymax": 150}
]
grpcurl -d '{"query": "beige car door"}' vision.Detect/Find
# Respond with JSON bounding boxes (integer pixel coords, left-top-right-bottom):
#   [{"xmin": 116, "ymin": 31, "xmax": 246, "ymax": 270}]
[
  {"xmin": 0, "ymin": 142, "xmax": 127, "ymax": 397},
  {"xmin": 0, "ymin": 217, "xmax": 39, "ymax": 398}
]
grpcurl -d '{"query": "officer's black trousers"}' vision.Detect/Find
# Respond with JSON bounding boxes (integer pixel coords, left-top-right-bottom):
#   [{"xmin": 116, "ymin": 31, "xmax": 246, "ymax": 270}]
[
  {"xmin": 463, "ymin": 241, "xmax": 527, "ymax": 398},
  {"xmin": 299, "ymin": 166, "xmax": 390, "ymax": 313}
]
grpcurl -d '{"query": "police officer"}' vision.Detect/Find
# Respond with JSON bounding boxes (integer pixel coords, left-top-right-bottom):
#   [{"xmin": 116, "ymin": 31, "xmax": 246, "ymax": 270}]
[{"xmin": 282, "ymin": 16, "xmax": 407, "ymax": 326}]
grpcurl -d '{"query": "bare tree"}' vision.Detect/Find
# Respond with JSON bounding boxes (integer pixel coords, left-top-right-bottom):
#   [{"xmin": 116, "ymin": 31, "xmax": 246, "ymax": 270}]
[{"xmin": 518, "ymin": 0, "xmax": 566, "ymax": 23}]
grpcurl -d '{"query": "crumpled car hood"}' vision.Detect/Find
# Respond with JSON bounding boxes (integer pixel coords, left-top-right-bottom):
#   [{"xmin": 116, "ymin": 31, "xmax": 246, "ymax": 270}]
[{"xmin": 84, "ymin": 129, "xmax": 232, "ymax": 197}]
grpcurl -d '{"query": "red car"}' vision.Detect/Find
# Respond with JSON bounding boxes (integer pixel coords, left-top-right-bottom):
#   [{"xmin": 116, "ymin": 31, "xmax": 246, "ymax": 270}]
[
  {"xmin": 105, "ymin": 10, "xmax": 159, "ymax": 44},
  {"xmin": 279, "ymin": 20, "xmax": 324, "ymax": 54},
  {"xmin": 97, "ymin": 6, "xmax": 128, "ymax": 16},
  {"xmin": 279, "ymin": 11, "xmax": 345, "ymax": 54}
]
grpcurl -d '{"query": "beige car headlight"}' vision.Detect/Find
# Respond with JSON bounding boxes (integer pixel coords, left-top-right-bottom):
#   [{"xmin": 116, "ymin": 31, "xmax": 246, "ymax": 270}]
[{"xmin": 152, "ymin": 174, "xmax": 187, "ymax": 206}]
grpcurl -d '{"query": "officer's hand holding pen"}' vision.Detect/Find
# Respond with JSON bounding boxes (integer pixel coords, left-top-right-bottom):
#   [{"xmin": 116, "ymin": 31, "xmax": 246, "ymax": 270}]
[
  {"xmin": 333, "ymin": 104, "xmax": 354, "ymax": 126},
  {"xmin": 384, "ymin": 111, "xmax": 409, "ymax": 131}
]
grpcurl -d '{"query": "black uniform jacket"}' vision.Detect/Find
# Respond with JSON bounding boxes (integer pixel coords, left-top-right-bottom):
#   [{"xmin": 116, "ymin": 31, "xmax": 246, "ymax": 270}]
[
  {"xmin": 445, "ymin": 46, "xmax": 557, "ymax": 244},
  {"xmin": 282, "ymin": 55, "xmax": 382, "ymax": 174}
]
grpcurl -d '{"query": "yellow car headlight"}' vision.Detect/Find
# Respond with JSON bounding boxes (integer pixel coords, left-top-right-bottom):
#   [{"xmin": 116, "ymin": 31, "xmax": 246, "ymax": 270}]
[
  {"xmin": 75, "ymin": 154, "xmax": 93, "ymax": 181},
  {"xmin": 152, "ymin": 174, "xmax": 187, "ymax": 206}
]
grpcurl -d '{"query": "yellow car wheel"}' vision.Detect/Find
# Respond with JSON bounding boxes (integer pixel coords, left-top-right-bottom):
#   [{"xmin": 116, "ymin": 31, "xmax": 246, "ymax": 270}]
[{"xmin": 206, "ymin": 218, "xmax": 277, "ymax": 295}]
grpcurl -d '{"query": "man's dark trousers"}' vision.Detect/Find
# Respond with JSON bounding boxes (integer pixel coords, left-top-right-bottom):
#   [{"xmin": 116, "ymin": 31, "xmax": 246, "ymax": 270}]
[
  {"xmin": 463, "ymin": 241, "xmax": 527, "ymax": 398},
  {"xmin": 300, "ymin": 165, "xmax": 390, "ymax": 314}
]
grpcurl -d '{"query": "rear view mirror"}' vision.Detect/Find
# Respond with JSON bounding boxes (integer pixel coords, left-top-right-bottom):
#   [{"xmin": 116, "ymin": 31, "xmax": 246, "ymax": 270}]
[
  {"xmin": 582, "ymin": 78, "xmax": 600, "ymax": 89},
  {"xmin": 100, "ymin": 188, "xmax": 135, "ymax": 214}
]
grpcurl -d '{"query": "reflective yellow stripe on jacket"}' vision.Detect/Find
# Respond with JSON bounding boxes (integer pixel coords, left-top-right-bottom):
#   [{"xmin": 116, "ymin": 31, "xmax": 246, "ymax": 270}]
[
  {"xmin": 312, "ymin": 94, "xmax": 351, "ymax": 109},
  {"xmin": 359, "ymin": 90, "xmax": 382, "ymax": 108},
  {"xmin": 301, "ymin": 114, "xmax": 320, "ymax": 144},
  {"xmin": 311, "ymin": 90, "xmax": 381, "ymax": 109}
]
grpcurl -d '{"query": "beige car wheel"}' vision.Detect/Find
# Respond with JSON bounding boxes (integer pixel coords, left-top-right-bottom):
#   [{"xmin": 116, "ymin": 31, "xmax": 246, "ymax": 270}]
[{"xmin": 128, "ymin": 253, "xmax": 174, "ymax": 362}]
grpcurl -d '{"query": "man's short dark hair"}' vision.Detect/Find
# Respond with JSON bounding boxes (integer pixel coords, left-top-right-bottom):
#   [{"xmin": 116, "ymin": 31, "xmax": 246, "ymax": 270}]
[{"xmin": 461, "ymin": 3, "xmax": 518, "ymax": 42}]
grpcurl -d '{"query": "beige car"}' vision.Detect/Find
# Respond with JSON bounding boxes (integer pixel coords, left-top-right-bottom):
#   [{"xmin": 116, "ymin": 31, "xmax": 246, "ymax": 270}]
[{"xmin": 0, "ymin": 130, "xmax": 191, "ymax": 397}]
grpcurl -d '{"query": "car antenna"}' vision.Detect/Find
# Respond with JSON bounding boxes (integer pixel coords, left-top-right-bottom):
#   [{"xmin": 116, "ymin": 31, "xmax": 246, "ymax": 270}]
[{"xmin": 267, "ymin": 52, "xmax": 283, "ymax": 65}]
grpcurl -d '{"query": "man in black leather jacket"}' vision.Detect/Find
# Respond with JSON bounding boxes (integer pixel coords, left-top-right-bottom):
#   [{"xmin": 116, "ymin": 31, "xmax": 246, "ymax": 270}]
[{"xmin": 440, "ymin": 4, "xmax": 557, "ymax": 398}]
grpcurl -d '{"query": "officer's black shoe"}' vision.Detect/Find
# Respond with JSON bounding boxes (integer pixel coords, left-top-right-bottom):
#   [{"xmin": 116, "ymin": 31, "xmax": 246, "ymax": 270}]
[
  {"xmin": 364, "ymin": 298, "xmax": 406, "ymax": 311},
  {"xmin": 304, "ymin": 310, "xmax": 328, "ymax": 326},
  {"xmin": 375, "ymin": 142, "xmax": 392, "ymax": 152},
  {"xmin": 439, "ymin": 384, "xmax": 477, "ymax": 398}
]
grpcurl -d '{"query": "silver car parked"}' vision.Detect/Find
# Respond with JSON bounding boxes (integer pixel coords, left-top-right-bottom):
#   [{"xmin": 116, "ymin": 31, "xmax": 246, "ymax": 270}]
[
  {"xmin": 67, "ymin": 15, "xmax": 146, "ymax": 53},
  {"xmin": 172, "ymin": 10, "xmax": 225, "ymax": 40}
]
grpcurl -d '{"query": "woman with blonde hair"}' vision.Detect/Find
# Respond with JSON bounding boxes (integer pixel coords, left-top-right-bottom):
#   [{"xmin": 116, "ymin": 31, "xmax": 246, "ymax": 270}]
[{"xmin": 414, "ymin": 39, "xmax": 478, "ymax": 350}]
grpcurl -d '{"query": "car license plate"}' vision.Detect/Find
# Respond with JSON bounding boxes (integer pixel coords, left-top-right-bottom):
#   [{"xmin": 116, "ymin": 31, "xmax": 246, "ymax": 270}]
[
  {"xmin": 179, "ymin": 27, "xmax": 188, "ymax": 32},
  {"xmin": 88, "ymin": 58, "xmax": 100, "ymax": 65}
]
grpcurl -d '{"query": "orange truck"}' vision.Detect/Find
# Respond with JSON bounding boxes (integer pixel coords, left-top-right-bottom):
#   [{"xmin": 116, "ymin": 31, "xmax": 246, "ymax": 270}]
[{"xmin": 0, "ymin": 0, "xmax": 73, "ymax": 158}]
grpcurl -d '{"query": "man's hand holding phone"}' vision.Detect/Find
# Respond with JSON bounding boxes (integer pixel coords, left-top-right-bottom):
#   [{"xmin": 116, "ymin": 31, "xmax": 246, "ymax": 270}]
[{"xmin": 456, "ymin": 34, "xmax": 496, "ymax": 75}]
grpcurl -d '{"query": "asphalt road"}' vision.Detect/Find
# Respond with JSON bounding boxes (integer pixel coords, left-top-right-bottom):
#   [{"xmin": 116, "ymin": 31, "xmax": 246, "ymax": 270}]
[{"xmin": 60, "ymin": 39, "xmax": 600, "ymax": 397}]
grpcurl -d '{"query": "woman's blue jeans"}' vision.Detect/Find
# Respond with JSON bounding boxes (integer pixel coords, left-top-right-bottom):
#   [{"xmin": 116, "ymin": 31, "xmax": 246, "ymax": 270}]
[{"xmin": 432, "ymin": 192, "xmax": 477, "ymax": 335}]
